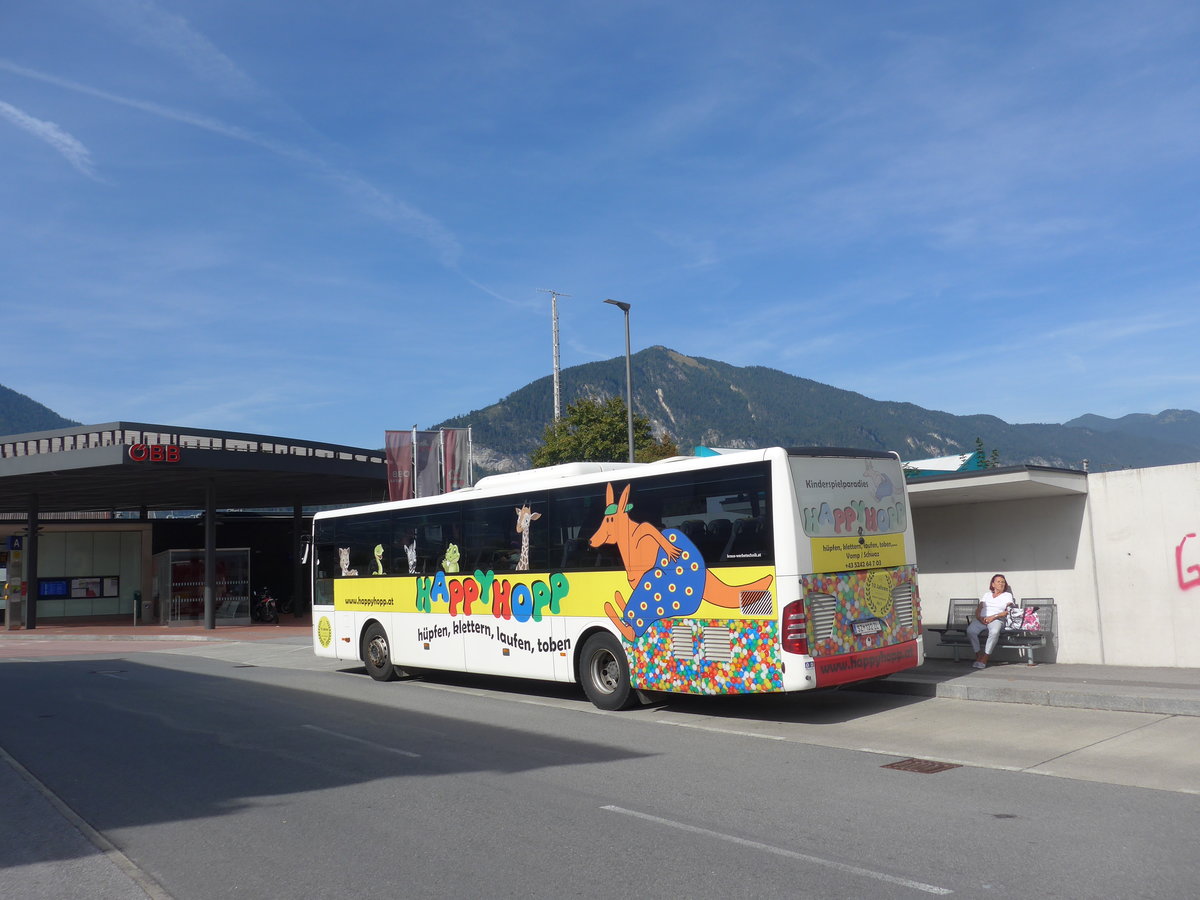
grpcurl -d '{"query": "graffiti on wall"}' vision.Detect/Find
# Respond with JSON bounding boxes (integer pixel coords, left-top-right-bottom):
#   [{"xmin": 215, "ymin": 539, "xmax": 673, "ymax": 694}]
[{"xmin": 1177, "ymin": 533, "xmax": 1200, "ymax": 591}]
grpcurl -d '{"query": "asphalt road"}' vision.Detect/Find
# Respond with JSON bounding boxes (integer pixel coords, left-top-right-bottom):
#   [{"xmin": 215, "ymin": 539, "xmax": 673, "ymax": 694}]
[{"xmin": 1, "ymin": 641, "xmax": 1197, "ymax": 899}]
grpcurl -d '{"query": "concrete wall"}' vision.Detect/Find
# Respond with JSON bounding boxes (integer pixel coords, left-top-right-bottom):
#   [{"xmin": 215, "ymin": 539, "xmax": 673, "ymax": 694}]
[
  {"xmin": 1085, "ymin": 462, "xmax": 1200, "ymax": 667},
  {"xmin": 1, "ymin": 523, "xmax": 154, "ymax": 622},
  {"xmin": 913, "ymin": 461, "xmax": 1200, "ymax": 668}
]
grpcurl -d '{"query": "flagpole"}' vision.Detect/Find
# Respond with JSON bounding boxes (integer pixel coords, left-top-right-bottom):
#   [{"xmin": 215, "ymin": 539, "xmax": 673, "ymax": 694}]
[{"xmin": 439, "ymin": 429, "xmax": 446, "ymax": 494}]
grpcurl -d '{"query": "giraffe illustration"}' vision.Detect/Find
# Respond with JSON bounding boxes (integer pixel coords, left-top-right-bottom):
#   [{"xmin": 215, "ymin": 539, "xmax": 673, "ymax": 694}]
[{"xmin": 514, "ymin": 502, "xmax": 542, "ymax": 572}]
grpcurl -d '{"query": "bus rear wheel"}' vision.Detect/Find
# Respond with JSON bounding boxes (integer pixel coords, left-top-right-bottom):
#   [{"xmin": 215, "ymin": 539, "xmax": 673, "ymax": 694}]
[
  {"xmin": 362, "ymin": 623, "xmax": 398, "ymax": 682},
  {"xmin": 580, "ymin": 632, "xmax": 637, "ymax": 711}
]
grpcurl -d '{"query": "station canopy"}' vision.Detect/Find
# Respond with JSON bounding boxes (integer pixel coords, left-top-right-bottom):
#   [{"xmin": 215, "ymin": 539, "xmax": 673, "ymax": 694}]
[{"xmin": 0, "ymin": 422, "xmax": 387, "ymax": 515}]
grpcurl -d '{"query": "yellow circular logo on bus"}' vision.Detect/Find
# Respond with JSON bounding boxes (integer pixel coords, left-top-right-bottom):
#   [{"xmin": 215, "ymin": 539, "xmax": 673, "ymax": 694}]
[
  {"xmin": 318, "ymin": 616, "xmax": 332, "ymax": 648},
  {"xmin": 864, "ymin": 571, "xmax": 894, "ymax": 618}
]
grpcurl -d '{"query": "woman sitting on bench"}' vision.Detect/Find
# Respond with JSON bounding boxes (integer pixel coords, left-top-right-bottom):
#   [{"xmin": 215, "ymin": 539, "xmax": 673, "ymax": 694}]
[{"xmin": 968, "ymin": 573, "xmax": 1017, "ymax": 669}]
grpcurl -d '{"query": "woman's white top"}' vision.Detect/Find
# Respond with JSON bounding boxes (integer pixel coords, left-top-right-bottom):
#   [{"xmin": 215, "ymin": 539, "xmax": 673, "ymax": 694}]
[{"xmin": 978, "ymin": 590, "xmax": 1014, "ymax": 619}]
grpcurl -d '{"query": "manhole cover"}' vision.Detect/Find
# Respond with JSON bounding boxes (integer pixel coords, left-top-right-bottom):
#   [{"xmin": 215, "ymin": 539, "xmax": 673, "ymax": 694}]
[{"xmin": 882, "ymin": 757, "xmax": 961, "ymax": 774}]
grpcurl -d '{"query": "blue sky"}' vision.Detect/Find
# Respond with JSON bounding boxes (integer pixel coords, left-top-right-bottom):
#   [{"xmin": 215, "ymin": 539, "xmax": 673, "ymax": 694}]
[{"xmin": 2, "ymin": 0, "xmax": 1198, "ymax": 450}]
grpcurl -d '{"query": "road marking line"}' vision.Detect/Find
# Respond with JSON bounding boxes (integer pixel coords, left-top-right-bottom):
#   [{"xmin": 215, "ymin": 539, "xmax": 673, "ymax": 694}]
[
  {"xmin": 0, "ymin": 743, "xmax": 174, "ymax": 900},
  {"xmin": 602, "ymin": 805, "xmax": 952, "ymax": 895},
  {"xmin": 301, "ymin": 724, "xmax": 421, "ymax": 758}
]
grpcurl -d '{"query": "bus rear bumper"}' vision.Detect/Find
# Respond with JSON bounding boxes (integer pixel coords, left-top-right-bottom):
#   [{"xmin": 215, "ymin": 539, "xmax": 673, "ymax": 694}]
[{"xmin": 812, "ymin": 639, "xmax": 921, "ymax": 688}]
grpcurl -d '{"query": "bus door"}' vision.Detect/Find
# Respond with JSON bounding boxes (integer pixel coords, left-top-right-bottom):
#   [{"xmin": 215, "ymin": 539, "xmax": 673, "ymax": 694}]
[{"xmin": 550, "ymin": 614, "xmax": 572, "ymax": 681}]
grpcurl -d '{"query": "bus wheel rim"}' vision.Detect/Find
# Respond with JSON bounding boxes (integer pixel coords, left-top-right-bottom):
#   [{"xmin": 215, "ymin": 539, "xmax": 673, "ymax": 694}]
[
  {"xmin": 592, "ymin": 649, "xmax": 618, "ymax": 693},
  {"xmin": 367, "ymin": 635, "xmax": 388, "ymax": 668}
]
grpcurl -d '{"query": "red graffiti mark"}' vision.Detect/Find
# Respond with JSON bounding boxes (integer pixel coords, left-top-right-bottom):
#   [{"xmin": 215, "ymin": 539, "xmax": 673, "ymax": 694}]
[{"xmin": 1177, "ymin": 533, "xmax": 1200, "ymax": 591}]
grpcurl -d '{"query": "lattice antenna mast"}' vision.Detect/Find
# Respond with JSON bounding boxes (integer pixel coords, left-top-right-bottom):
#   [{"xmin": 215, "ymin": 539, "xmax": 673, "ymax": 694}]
[{"xmin": 537, "ymin": 289, "xmax": 572, "ymax": 420}]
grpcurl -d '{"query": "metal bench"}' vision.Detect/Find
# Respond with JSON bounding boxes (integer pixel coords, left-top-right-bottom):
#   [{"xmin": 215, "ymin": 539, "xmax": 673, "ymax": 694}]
[{"xmin": 930, "ymin": 598, "xmax": 1056, "ymax": 665}]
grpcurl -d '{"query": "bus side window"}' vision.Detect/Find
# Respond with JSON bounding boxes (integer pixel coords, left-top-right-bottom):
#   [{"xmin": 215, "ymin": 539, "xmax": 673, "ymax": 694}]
[
  {"xmin": 702, "ymin": 518, "xmax": 732, "ymax": 563},
  {"xmin": 678, "ymin": 519, "xmax": 706, "ymax": 546},
  {"xmin": 559, "ymin": 538, "xmax": 596, "ymax": 569},
  {"xmin": 723, "ymin": 516, "xmax": 767, "ymax": 562},
  {"xmin": 548, "ymin": 491, "xmax": 605, "ymax": 570},
  {"xmin": 314, "ymin": 543, "xmax": 337, "ymax": 580}
]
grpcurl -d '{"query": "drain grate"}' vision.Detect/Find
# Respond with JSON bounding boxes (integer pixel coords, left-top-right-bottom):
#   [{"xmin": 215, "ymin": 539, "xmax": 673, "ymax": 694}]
[{"xmin": 882, "ymin": 757, "xmax": 961, "ymax": 774}]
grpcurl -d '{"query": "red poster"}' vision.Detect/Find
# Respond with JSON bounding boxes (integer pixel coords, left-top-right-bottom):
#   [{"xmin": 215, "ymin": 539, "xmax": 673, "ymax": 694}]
[
  {"xmin": 443, "ymin": 428, "xmax": 471, "ymax": 492},
  {"xmin": 385, "ymin": 430, "xmax": 414, "ymax": 501}
]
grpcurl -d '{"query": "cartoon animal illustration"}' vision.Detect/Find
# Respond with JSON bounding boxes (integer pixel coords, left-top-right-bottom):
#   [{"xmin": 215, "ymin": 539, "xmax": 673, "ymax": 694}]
[
  {"xmin": 337, "ymin": 547, "xmax": 358, "ymax": 577},
  {"xmin": 404, "ymin": 539, "xmax": 417, "ymax": 575},
  {"xmin": 589, "ymin": 483, "xmax": 774, "ymax": 641},
  {"xmin": 864, "ymin": 460, "xmax": 894, "ymax": 501},
  {"xmin": 373, "ymin": 544, "xmax": 384, "ymax": 575},
  {"xmin": 514, "ymin": 502, "xmax": 542, "ymax": 572},
  {"xmin": 442, "ymin": 542, "xmax": 460, "ymax": 573}
]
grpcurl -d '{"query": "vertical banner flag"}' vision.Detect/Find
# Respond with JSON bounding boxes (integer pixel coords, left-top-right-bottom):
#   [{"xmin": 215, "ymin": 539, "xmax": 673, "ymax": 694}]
[
  {"xmin": 414, "ymin": 430, "xmax": 441, "ymax": 497},
  {"xmin": 442, "ymin": 427, "xmax": 472, "ymax": 492},
  {"xmin": 385, "ymin": 431, "xmax": 414, "ymax": 501}
]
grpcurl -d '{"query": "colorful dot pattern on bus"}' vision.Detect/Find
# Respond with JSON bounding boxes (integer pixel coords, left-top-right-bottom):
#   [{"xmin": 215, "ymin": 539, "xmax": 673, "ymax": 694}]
[
  {"xmin": 622, "ymin": 528, "xmax": 706, "ymax": 638},
  {"xmin": 629, "ymin": 619, "xmax": 783, "ymax": 694},
  {"xmin": 803, "ymin": 568, "xmax": 919, "ymax": 657}
]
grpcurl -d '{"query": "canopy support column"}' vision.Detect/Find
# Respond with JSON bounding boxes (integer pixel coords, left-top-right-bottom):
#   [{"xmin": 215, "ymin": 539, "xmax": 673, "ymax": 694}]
[
  {"xmin": 204, "ymin": 481, "xmax": 216, "ymax": 630},
  {"xmin": 25, "ymin": 493, "xmax": 39, "ymax": 630}
]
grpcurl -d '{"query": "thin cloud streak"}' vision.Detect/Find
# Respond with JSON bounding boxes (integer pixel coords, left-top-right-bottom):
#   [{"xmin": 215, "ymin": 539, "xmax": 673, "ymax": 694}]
[
  {"xmin": 0, "ymin": 59, "xmax": 460, "ymax": 266},
  {"xmin": 0, "ymin": 99, "xmax": 102, "ymax": 180},
  {"xmin": 88, "ymin": 0, "xmax": 266, "ymax": 99}
]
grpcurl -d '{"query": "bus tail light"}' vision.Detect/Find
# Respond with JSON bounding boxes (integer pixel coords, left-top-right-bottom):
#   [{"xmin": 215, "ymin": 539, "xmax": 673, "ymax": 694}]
[{"xmin": 782, "ymin": 599, "xmax": 808, "ymax": 655}]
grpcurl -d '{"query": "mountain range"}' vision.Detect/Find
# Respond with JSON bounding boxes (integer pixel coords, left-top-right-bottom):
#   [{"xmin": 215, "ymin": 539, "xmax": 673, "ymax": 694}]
[
  {"xmin": 0, "ymin": 384, "xmax": 79, "ymax": 436},
  {"xmin": 3, "ymin": 348, "xmax": 1198, "ymax": 475},
  {"xmin": 435, "ymin": 346, "xmax": 1200, "ymax": 474}
]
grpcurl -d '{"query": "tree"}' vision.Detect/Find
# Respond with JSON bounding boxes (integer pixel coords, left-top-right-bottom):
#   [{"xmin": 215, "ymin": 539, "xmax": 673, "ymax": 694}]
[
  {"xmin": 532, "ymin": 396, "xmax": 679, "ymax": 467},
  {"xmin": 973, "ymin": 437, "xmax": 1002, "ymax": 469}
]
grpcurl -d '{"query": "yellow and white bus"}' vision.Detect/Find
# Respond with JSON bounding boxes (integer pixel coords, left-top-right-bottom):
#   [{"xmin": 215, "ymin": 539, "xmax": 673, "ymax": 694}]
[{"xmin": 311, "ymin": 447, "xmax": 923, "ymax": 709}]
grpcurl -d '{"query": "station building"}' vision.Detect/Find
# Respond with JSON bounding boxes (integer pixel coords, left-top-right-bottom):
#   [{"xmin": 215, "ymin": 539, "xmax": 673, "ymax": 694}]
[{"xmin": 0, "ymin": 422, "xmax": 385, "ymax": 629}]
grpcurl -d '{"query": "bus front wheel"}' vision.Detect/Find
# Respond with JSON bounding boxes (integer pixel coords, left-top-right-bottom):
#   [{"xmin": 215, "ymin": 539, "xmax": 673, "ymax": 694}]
[
  {"xmin": 580, "ymin": 632, "xmax": 637, "ymax": 711},
  {"xmin": 362, "ymin": 623, "xmax": 398, "ymax": 682}
]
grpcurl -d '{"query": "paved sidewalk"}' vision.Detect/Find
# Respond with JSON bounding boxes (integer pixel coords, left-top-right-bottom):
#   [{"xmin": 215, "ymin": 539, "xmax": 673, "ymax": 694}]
[
  {"xmin": 0, "ymin": 746, "xmax": 167, "ymax": 900},
  {"xmin": 0, "ymin": 615, "xmax": 313, "ymax": 642},
  {"xmin": 864, "ymin": 657, "xmax": 1200, "ymax": 717}
]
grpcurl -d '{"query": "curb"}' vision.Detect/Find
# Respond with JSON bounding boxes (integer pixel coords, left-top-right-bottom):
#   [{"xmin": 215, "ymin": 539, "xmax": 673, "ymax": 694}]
[
  {"xmin": 0, "ymin": 632, "xmax": 226, "ymax": 642},
  {"xmin": 860, "ymin": 675, "xmax": 1200, "ymax": 717}
]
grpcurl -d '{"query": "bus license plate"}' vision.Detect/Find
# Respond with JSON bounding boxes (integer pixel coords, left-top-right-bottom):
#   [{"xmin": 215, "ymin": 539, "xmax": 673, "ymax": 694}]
[{"xmin": 852, "ymin": 619, "xmax": 882, "ymax": 636}]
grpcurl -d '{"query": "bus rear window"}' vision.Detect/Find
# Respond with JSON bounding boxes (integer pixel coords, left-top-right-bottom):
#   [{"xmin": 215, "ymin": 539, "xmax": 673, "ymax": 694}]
[{"xmin": 790, "ymin": 456, "xmax": 907, "ymax": 538}]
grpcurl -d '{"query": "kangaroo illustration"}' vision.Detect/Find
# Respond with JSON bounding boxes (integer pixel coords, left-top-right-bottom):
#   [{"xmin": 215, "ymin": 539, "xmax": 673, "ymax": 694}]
[{"xmin": 589, "ymin": 483, "xmax": 774, "ymax": 641}]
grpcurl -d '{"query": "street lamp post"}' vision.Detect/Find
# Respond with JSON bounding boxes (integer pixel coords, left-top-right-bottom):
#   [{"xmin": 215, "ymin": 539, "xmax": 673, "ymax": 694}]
[{"xmin": 603, "ymin": 299, "xmax": 634, "ymax": 463}]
